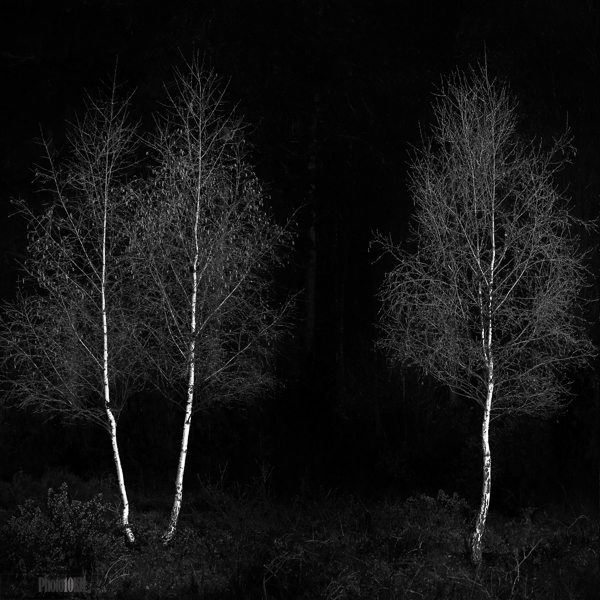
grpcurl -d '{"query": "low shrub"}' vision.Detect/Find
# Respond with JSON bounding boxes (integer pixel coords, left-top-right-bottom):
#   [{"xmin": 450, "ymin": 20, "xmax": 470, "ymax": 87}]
[{"xmin": 0, "ymin": 482, "xmax": 127, "ymax": 586}]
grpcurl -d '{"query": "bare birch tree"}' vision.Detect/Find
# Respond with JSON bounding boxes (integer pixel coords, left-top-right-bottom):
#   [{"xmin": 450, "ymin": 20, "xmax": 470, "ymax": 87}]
[
  {"xmin": 129, "ymin": 60, "xmax": 294, "ymax": 543},
  {"xmin": 375, "ymin": 65, "xmax": 594, "ymax": 565},
  {"xmin": 0, "ymin": 84, "xmax": 142, "ymax": 544}
]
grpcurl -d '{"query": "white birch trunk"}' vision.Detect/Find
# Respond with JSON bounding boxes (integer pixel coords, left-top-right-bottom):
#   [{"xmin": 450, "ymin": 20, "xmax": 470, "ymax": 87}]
[
  {"xmin": 471, "ymin": 182, "xmax": 496, "ymax": 565},
  {"xmin": 163, "ymin": 158, "xmax": 202, "ymax": 544},
  {"xmin": 471, "ymin": 376, "xmax": 492, "ymax": 565},
  {"xmin": 105, "ymin": 403, "xmax": 135, "ymax": 544},
  {"xmin": 163, "ymin": 350, "xmax": 195, "ymax": 543},
  {"xmin": 101, "ymin": 193, "xmax": 134, "ymax": 544},
  {"xmin": 471, "ymin": 189, "xmax": 496, "ymax": 565}
]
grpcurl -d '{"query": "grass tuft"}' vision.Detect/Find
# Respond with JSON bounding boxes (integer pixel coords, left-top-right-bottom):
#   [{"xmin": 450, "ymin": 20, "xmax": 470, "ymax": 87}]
[{"xmin": 1, "ymin": 472, "xmax": 597, "ymax": 599}]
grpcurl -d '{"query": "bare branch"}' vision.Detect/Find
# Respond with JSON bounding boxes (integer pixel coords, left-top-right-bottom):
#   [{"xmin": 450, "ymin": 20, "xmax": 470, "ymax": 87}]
[
  {"xmin": 376, "ymin": 65, "xmax": 594, "ymax": 414},
  {"xmin": 0, "ymin": 78, "xmax": 143, "ymax": 544},
  {"xmin": 375, "ymin": 62, "xmax": 595, "ymax": 565}
]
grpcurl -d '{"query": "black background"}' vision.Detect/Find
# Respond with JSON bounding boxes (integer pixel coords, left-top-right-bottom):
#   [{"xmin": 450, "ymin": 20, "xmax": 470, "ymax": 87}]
[{"xmin": 0, "ymin": 0, "xmax": 598, "ymax": 516}]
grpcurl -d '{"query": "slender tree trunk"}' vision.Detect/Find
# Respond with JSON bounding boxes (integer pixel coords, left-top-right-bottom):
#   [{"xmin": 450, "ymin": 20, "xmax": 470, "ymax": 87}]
[
  {"xmin": 163, "ymin": 275, "xmax": 198, "ymax": 544},
  {"xmin": 471, "ymin": 181, "xmax": 497, "ymax": 565},
  {"xmin": 402, "ymin": 366, "xmax": 408, "ymax": 450},
  {"xmin": 163, "ymin": 376, "xmax": 194, "ymax": 543},
  {"xmin": 163, "ymin": 167, "xmax": 201, "ymax": 544},
  {"xmin": 106, "ymin": 406, "xmax": 135, "ymax": 544},
  {"xmin": 304, "ymin": 213, "xmax": 316, "ymax": 362},
  {"xmin": 101, "ymin": 196, "xmax": 134, "ymax": 544},
  {"xmin": 303, "ymin": 93, "xmax": 320, "ymax": 366},
  {"xmin": 471, "ymin": 375, "xmax": 493, "ymax": 565},
  {"xmin": 334, "ymin": 209, "xmax": 346, "ymax": 394}
]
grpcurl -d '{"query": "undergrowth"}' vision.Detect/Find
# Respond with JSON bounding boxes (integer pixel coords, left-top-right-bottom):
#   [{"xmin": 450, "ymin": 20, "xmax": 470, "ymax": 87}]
[
  {"xmin": 0, "ymin": 470, "xmax": 128, "ymax": 597},
  {"xmin": 0, "ymin": 469, "xmax": 597, "ymax": 599}
]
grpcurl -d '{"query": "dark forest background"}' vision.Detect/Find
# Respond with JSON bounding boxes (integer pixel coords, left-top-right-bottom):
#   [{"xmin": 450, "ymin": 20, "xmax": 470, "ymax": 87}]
[{"xmin": 0, "ymin": 0, "xmax": 598, "ymax": 518}]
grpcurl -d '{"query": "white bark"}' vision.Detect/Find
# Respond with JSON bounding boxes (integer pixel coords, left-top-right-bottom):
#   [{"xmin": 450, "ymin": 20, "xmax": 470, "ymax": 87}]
[
  {"xmin": 471, "ymin": 376, "xmax": 492, "ymax": 565},
  {"xmin": 162, "ymin": 310, "xmax": 196, "ymax": 544},
  {"xmin": 375, "ymin": 63, "xmax": 594, "ymax": 567},
  {"xmin": 162, "ymin": 389, "xmax": 193, "ymax": 544},
  {"xmin": 106, "ymin": 404, "xmax": 135, "ymax": 544},
  {"xmin": 163, "ymin": 118, "xmax": 202, "ymax": 544},
  {"xmin": 471, "ymin": 151, "xmax": 497, "ymax": 565},
  {"xmin": 134, "ymin": 62, "xmax": 292, "ymax": 543},
  {"xmin": 101, "ymin": 181, "xmax": 134, "ymax": 544}
]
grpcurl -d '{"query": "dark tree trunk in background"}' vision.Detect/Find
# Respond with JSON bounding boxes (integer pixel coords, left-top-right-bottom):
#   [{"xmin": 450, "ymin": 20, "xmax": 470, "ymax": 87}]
[
  {"xmin": 303, "ymin": 93, "xmax": 320, "ymax": 367},
  {"xmin": 334, "ymin": 208, "xmax": 347, "ymax": 393}
]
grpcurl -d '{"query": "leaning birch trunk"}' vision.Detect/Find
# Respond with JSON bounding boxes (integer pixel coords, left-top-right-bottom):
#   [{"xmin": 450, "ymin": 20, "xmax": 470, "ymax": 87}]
[
  {"xmin": 101, "ymin": 193, "xmax": 135, "ymax": 544},
  {"xmin": 130, "ymin": 60, "xmax": 293, "ymax": 544},
  {"xmin": 106, "ymin": 405, "xmax": 135, "ymax": 543},
  {"xmin": 163, "ymin": 337, "xmax": 196, "ymax": 544},
  {"xmin": 162, "ymin": 145, "xmax": 202, "ymax": 545},
  {"xmin": 471, "ymin": 369, "xmax": 493, "ymax": 565}
]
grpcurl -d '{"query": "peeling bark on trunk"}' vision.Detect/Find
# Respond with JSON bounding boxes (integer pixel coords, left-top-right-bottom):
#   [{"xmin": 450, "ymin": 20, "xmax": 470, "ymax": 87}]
[
  {"xmin": 163, "ymin": 383, "xmax": 193, "ymax": 544},
  {"xmin": 106, "ymin": 406, "xmax": 135, "ymax": 544},
  {"xmin": 471, "ymin": 376, "xmax": 492, "ymax": 565},
  {"xmin": 163, "ymin": 155, "xmax": 202, "ymax": 544},
  {"xmin": 471, "ymin": 171, "xmax": 496, "ymax": 566},
  {"xmin": 163, "ymin": 273, "xmax": 198, "ymax": 544},
  {"xmin": 101, "ymin": 193, "xmax": 134, "ymax": 544}
]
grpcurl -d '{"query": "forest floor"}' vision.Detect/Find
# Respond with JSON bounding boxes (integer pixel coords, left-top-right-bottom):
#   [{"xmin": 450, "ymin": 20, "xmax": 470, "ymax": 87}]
[{"xmin": 0, "ymin": 469, "xmax": 598, "ymax": 599}]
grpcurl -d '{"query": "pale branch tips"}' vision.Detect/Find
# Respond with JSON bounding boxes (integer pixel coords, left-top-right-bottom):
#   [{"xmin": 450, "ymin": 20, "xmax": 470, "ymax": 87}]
[
  {"xmin": 0, "ymin": 60, "xmax": 295, "ymax": 548},
  {"xmin": 0, "ymin": 79, "xmax": 142, "ymax": 544},
  {"xmin": 375, "ymin": 63, "xmax": 595, "ymax": 565},
  {"xmin": 124, "ymin": 56, "xmax": 295, "ymax": 543}
]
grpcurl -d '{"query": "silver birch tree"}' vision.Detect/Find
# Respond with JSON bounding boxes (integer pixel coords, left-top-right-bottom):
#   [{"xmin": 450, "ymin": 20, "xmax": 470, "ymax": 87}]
[
  {"xmin": 129, "ymin": 60, "xmax": 293, "ymax": 544},
  {"xmin": 0, "ymin": 84, "xmax": 141, "ymax": 544},
  {"xmin": 375, "ymin": 65, "xmax": 594, "ymax": 565}
]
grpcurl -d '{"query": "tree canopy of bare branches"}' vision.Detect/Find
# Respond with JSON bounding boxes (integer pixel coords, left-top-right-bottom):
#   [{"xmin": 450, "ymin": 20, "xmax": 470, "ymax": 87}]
[
  {"xmin": 128, "ymin": 59, "xmax": 294, "ymax": 542},
  {"xmin": 375, "ymin": 64, "xmax": 595, "ymax": 564},
  {"xmin": 0, "ymin": 82, "xmax": 142, "ymax": 543}
]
